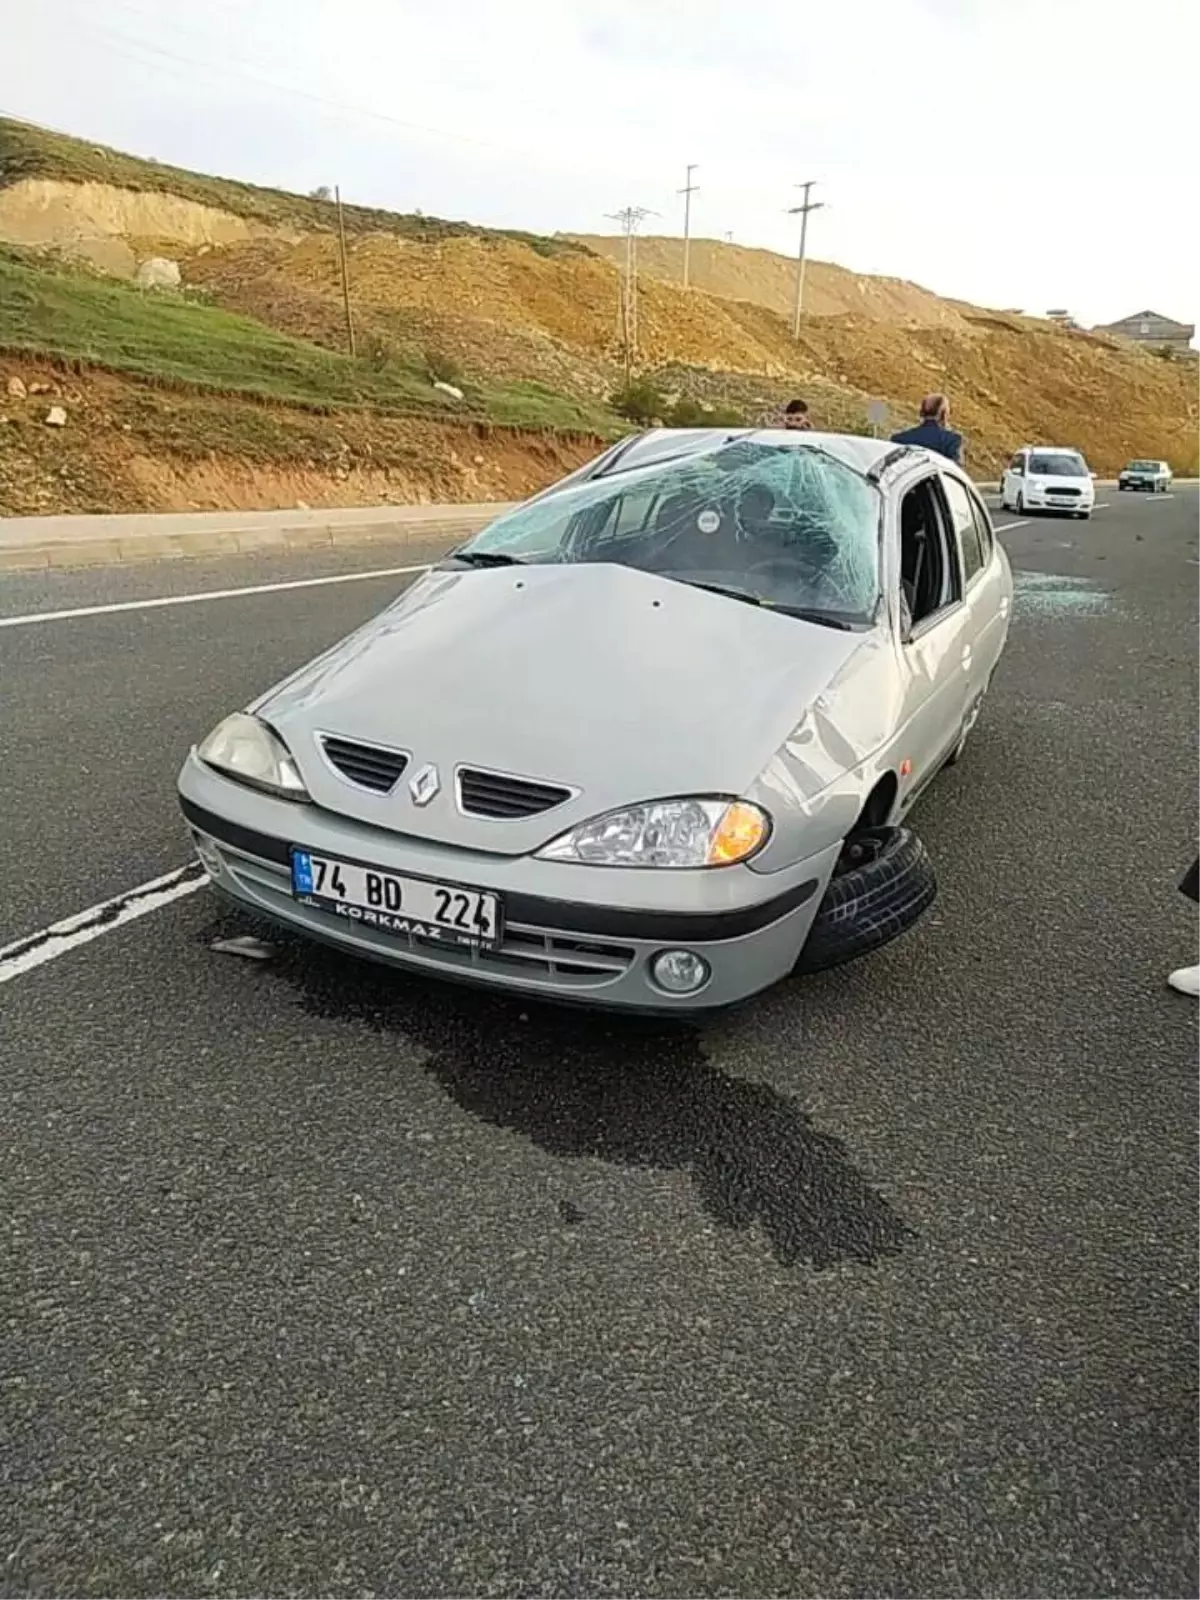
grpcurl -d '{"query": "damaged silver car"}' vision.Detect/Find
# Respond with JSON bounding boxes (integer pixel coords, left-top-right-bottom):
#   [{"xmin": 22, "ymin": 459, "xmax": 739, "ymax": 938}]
[{"xmin": 179, "ymin": 429, "xmax": 1012, "ymax": 1012}]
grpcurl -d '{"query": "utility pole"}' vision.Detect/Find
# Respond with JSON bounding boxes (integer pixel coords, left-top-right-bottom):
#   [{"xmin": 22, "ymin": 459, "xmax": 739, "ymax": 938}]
[
  {"xmin": 678, "ymin": 163, "xmax": 699, "ymax": 288},
  {"xmin": 605, "ymin": 205, "xmax": 654, "ymax": 383},
  {"xmin": 787, "ymin": 180, "xmax": 824, "ymax": 339},
  {"xmin": 334, "ymin": 184, "xmax": 356, "ymax": 358}
]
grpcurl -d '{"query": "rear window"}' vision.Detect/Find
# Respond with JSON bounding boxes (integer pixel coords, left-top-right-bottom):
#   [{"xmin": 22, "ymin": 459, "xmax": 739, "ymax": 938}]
[{"xmin": 1029, "ymin": 453, "xmax": 1087, "ymax": 477}]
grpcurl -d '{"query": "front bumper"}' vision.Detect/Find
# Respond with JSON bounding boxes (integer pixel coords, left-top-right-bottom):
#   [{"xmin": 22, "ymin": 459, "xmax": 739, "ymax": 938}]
[
  {"xmin": 1026, "ymin": 494, "xmax": 1094, "ymax": 512},
  {"xmin": 178, "ymin": 751, "xmax": 839, "ymax": 1013}
]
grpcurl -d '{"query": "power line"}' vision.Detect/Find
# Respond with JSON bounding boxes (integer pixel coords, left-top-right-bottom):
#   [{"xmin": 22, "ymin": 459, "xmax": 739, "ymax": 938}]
[{"xmin": 678, "ymin": 163, "xmax": 699, "ymax": 289}]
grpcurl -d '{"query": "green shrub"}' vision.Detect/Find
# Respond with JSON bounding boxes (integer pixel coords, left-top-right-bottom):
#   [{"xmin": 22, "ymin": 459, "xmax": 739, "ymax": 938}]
[
  {"xmin": 610, "ymin": 377, "xmax": 664, "ymax": 424},
  {"xmin": 667, "ymin": 395, "xmax": 744, "ymax": 428}
]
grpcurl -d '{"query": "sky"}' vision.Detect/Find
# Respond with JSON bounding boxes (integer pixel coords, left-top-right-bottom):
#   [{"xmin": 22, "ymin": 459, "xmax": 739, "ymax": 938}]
[{"xmin": 6, "ymin": 0, "xmax": 1198, "ymax": 331}]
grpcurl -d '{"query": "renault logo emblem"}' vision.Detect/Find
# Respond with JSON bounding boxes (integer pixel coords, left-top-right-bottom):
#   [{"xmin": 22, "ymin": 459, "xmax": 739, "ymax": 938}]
[{"xmin": 408, "ymin": 762, "xmax": 440, "ymax": 806}]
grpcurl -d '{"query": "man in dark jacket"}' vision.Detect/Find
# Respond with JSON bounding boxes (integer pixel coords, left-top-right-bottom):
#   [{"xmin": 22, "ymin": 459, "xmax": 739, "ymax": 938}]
[{"xmin": 891, "ymin": 393, "xmax": 963, "ymax": 464}]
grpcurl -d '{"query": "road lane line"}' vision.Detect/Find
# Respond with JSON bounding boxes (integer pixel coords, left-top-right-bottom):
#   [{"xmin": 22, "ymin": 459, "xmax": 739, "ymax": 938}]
[
  {"xmin": 0, "ymin": 864, "xmax": 208, "ymax": 986},
  {"xmin": 994, "ymin": 520, "xmax": 1029, "ymax": 532},
  {"xmin": 0, "ymin": 563, "xmax": 432, "ymax": 630}
]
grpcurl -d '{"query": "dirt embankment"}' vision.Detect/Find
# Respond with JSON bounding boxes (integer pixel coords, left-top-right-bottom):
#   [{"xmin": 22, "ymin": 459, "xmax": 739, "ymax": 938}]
[
  {"xmin": 572, "ymin": 234, "xmax": 979, "ymax": 328},
  {"xmin": 0, "ymin": 176, "xmax": 295, "ymax": 279},
  {"xmin": 188, "ymin": 232, "xmax": 1198, "ymax": 475},
  {"xmin": 1, "ymin": 168, "xmax": 1193, "ymax": 497},
  {"xmin": 0, "ymin": 359, "xmax": 601, "ymax": 517}
]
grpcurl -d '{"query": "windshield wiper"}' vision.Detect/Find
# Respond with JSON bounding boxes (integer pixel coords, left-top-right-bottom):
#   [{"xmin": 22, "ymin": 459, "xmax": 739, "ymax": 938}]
[
  {"xmin": 449, "ymin": 549, "xmax": 527, "ymax": 568},
  {"xmin": 674, "ymin": 579, "xmax": 856, "ymax": 630},
  {"xmin": 679, "ymin": 578, "xmax": 769, "ymax": 608}
]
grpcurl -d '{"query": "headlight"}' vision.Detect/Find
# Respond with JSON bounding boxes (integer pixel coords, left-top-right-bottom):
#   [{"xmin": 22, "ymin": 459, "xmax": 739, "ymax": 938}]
[
  {"xmin": 197, "ymin": 712, "xmax": 309, "ymax": 800},
  {"xmin": 537, "ymin": 798, "xmax": 770, "ymax": 868}
]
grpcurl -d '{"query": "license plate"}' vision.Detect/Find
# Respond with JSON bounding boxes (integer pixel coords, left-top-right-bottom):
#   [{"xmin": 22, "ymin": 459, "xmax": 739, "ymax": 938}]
[{"xmin": 290, "ymin": 849, "xmax": 502, "ymax": 948}]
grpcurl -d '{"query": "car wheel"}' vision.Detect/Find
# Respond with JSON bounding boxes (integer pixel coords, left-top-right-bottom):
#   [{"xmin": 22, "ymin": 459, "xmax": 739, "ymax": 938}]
[
  {"xmin": 1015, "ymin": 490, "xmax": 1025, "ymax": 513},
  {"xmin": 793, "ymin": 826, "xmax": 937, "ymax": 975}
]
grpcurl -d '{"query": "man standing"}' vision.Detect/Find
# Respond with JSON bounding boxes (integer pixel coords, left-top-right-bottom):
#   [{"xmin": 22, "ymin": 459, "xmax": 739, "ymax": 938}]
[
  {"xmin": 783, "ymin": 398, "xmax": 812, "ymax": 431},
  {"xmin": 891, "ymin": 393, "xmax": 963, "ymax": 464}
]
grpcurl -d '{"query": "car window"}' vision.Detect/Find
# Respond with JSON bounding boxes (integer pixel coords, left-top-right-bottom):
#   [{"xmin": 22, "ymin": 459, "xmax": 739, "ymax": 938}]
[
  {"xmin": 942, "ymin": 476, "xmax": 985, "ymax": 585},
  {"xmin": 1009, "ymin": 453, "xmax": 1024, "ymax": 472},
  {"xmin": 460, "ymin": 439, "xmax": 883, "ymax": 623},
  {"xmin": 610, "ymin": 480, "xmax": 661, "ymax": 535},
  {"xmin": 899, "ymin": 476, "xmax": 962, "ymax": 631},
  {"xmin": 968, "ymin": 487, "xmax": 993, "ymax": 562},
  {"xmin": 1028, "ymin": 452, "xmax": 1087, "ymax": 477}
]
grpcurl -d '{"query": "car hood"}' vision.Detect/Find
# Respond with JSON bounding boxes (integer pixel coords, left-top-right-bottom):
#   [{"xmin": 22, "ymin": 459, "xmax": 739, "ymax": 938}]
[{"xmin": 255, "ymin": 563, "xmax": 872, "ymax": 853}]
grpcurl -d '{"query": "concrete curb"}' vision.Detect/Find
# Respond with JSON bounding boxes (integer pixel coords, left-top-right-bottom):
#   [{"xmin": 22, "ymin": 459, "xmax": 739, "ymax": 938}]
[{"xmin": 0, "ymin": 502, "xmax": 517, "ymax": 572}]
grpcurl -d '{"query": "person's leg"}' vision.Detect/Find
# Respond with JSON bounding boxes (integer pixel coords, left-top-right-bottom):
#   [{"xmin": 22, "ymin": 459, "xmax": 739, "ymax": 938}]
[{"xmin": 1168, "ymin": 856, "xmax": 1199, "ymax": 995}]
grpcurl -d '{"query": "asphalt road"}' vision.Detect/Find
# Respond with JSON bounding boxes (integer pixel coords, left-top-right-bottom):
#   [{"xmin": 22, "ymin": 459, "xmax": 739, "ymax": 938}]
[{"xmin": 2, "ymin": 490, "xmax": 1197, "ymax": 1598}]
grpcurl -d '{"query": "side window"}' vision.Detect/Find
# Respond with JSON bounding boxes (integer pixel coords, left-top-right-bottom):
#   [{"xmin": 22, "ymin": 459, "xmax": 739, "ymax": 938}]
[
  {"xmin": 942, "ymin": 476, "xmax": 985, "ymax": 585},
  {"xmin": 969, "ymin": 490, "xmax": 994, "ymax": 563},
  {"xmin": 1010, "ymin": 452, "xmax": 1024, "ymax": 474},
  {"xmin": 899, "ymin": 475, "xmax": 963, "ymax": 631}
]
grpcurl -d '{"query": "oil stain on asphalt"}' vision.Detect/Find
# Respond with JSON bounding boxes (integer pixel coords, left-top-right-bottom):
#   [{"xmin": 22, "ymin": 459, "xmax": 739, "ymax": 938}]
[{"xmin": 204, "ymin": 914, "xmax": 915, "ymax": 1272}]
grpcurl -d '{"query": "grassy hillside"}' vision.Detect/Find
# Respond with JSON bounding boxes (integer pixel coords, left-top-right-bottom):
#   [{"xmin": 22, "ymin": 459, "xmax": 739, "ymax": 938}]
[
  {"xmin": 0, "ymin": 114, "xmax": 1194, "ymax": 517},
  {"xmin": 0, "ymin": 247, "xmax": 618, "ymax": 433},
  {"xmin": 0, "ymin": 116, "xmax": 588, "ymax": 254}
]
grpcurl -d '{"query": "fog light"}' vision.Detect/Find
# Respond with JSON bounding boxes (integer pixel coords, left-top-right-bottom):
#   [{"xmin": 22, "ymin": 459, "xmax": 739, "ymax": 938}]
[
  {"xmin": 651, "ymin": 948, "xmax": 710, "ymax": 995},
  {"xmin": 192, "ymin": 832, "xmax": 223, "ymax": 878}
]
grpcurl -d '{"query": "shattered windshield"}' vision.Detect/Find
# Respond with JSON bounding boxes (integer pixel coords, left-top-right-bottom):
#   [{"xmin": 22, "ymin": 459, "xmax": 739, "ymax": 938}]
[{"xmin": 457, "ymin": 439, "xmax": 881, "ymax": 623}]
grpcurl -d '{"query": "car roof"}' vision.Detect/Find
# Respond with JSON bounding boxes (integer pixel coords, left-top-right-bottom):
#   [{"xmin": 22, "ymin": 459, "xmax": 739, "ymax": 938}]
[{"xmin": 602, "ymin": 427, "xmax": 903, "ymax": 480}]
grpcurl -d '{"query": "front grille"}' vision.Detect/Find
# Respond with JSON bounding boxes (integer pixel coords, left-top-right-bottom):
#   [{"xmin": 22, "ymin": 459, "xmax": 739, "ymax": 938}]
[
  {"xmin": 219, "ymin": 848, "xmax": 634, "ymax": 990},
  {"xmin": 457, "ymin": 766, "xmax": 573, "ymax": 819},
  {"xmin": 319, "ymin": 735, "xmax": 408, "ymax": 794},
  {"xmin": 1045, "ymin": 486, "xmax": 1081, "ymax": 497}
]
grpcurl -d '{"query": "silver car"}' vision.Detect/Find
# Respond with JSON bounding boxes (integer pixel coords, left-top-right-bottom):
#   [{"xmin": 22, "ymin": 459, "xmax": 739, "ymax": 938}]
[
  {"xmin": 178, "ymin": 430, "xmax": 1012, "ymax": 1013},
  {"xmin": 1117, "ymin": 458, "xmax": 1173, "ymax": 493}
]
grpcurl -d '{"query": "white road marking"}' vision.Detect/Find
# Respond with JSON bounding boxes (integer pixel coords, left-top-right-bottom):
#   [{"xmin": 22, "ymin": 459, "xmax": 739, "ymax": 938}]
[
  {"xmin": 0, "ymin": 864, "xmax": 208, "ymax": 986},
  {"xmin": 994, "ymin": 520, "xmax": 1029, "ymax": 532},
  {"xmin": 0, "ymin": 563, "xmax": 432, "ymax": 631}
]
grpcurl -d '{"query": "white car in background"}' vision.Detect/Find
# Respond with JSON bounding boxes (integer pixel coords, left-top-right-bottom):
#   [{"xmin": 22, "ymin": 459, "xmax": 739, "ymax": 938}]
[
  {"xmin": 1000, "ymin": 447, "xmax": 1095, "ymax": 518},
  {"xmin": 1117, "ymin": 459, "xmax": 1173, "ymax": 493}
]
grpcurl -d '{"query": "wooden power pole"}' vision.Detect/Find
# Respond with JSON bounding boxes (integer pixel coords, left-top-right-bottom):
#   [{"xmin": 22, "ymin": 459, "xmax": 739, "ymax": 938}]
[{"xmin": 334, "ymin": 185, "xmax": 357, "ymax": 358}]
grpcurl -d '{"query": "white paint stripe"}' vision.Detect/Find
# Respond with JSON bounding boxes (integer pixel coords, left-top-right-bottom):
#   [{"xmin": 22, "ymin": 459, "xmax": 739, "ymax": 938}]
[
  {"xmin": 994, "ymin": 520, "xmax": 1029, "ymax": 532},
  {"xmin": 0, "ymin": 563, "xmax": 432, "ymax": 630},
  {"xmin": 0, "ymin": 865, "xmax": 208, "ymax": 986},
  {"xmin": 1095, "ymin": 502, "xmax": 1110, "ymax": 510}
]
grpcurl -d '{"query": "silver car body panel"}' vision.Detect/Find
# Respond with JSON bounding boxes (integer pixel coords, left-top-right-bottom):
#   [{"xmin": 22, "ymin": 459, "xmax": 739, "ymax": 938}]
[{"xmin": 180, "ymin": 431, "xmax": 1013, "ymax": 1010}]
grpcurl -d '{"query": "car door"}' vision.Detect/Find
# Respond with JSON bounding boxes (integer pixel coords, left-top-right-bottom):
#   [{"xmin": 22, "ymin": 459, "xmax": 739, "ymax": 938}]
[
  {"xmin": 893, "ymin": 471, "xmax": 971, "ymax": 807},
  {"xmin": 1001, "ymin": 450, "xmax": 1023, "ymax": 507},
  {"xmin": 941, "ymin": 474, "xmax": 1010, "ymax": 718}
]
